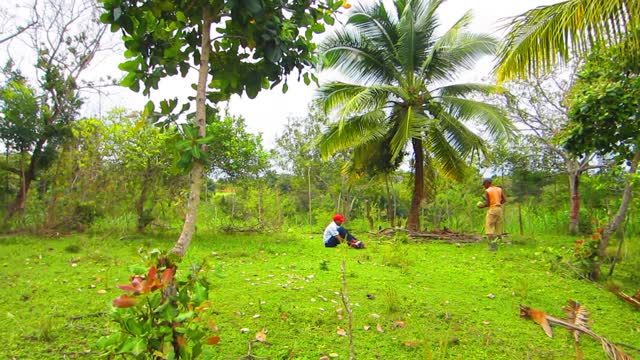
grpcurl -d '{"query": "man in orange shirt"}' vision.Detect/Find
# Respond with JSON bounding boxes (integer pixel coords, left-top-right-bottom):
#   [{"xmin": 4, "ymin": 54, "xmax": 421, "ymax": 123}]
[{"xmin": 477, "ymin": 178, "xmax": 506, "ymax": 251}]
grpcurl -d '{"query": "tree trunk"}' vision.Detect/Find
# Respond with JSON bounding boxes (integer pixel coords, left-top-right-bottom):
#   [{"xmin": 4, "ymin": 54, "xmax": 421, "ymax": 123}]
[
  {"xmin": 45, "ymin": 148, "xmax": 64, "ymax": 228},
  {"xmin": 568, "ymin": 168, "xmax": 581, "ymax": 235},
  {"xmin": 518, "ymin": 202, "xmax": 524, "ymax": 235},
  {"xmin": 6, "ymin": 141, "xmax": 43, "ymax": 221},
  {"xmin": 136, "ymin": 160, "xmax": 153, "ymax": 232},
  {"xmin": 406, "ymin": 138, "xmax": 424, "ymax": 231},
  {"xmin": 384, "ymin": 175, "xmax": 394, "ymax": 227},
  {"xmin": 308, "ymin": 166, "xmax": 312, "ymax": 226},
  {"xmin": 170, "ymin": 8, "xmax": 212, "ymax": 257},
  {"xmin": 589, "ymin": 148, "xmax": 640, "ymax": 280},
  {"xmin": 365, "ymin": 199, "xmax": 374, "ymax": 231}
]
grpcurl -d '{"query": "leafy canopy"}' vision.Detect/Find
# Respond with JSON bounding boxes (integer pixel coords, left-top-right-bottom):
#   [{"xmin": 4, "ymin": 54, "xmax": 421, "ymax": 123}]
[
  {"xmin": 564, "ymin": 42, "xmax": 640, "ymax": 162},
  {"xmin": 100, "ymin": 0, "xmax": 345, "ymax": 101}
]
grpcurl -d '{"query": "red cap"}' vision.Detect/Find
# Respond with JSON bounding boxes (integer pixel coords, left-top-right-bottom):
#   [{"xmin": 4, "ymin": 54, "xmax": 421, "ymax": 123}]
[{"xmin": 333, "ymin": 214, "xmax": 346, "ymax": 222}]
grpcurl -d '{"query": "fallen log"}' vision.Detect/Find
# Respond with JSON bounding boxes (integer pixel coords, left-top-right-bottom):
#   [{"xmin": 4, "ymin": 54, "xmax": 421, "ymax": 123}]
[{"xmin": 368, "ymin": 228, "xmax": 482, "ymax": 243}]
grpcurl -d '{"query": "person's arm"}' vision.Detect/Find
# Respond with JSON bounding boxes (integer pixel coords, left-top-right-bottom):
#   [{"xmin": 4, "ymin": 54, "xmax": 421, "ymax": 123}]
[
  {"xmin": 501, "ymin": 189, "xmax": 507, "ymax": 204},
  {"xmin": 335, "ymin": 235, "xmax": 347, "ymax": 243},
  {"xmin": 478, "ymin": 191, "xmax": 490, "ymax": 208}
]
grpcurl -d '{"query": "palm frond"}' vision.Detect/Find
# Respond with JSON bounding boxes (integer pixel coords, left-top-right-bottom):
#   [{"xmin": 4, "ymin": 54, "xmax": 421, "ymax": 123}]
[
  {"xmin": 389, "ymin": 107, "xmax": 431, "ymax": 159},
  {"xmin": 397, "ymin": 2, "xmax": 417, "ymax": 77},
  {"xmin": 495, "ymin": 0, "xmax": 639, "ymax": 82},
  {"xmin": 432, "ymin": 108, "xmax": 486, "ymax": 157},
  {"xmin": 435, "ymin": 83, "xmax": 507, "ymax": 97},
  {"xmin": 348, "ymin": 2, "xmax": 399, "ymax": 52},
  {"xmin": 316, "ymin": 82, "xmax": 389, "ymax": 116},
  {"xmin": 317, "ymin": 110, "xmax": 387, "ymax": 159},
  {"xmin": 321, "ymin": 29, "xmax": 398, "ymax": 85},
  {"xmin": 424, "ymin": 127, "xmax": 468, "ymax": 181},
  {"xmin": 433, "ymin": 10, "xmax": 473, "ymax": 49},
  {"xmin": 439, "ymin": 96, "xmax": 516, "ymax": 139},
  {"xmin": 424, "ymin": 33, "xmax": 498, "ymax": 82}
]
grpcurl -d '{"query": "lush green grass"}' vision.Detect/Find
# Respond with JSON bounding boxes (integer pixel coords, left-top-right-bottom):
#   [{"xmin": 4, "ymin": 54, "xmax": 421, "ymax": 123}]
[{"xmin": 0, "ymin": 231, "xmax": 638, "ymax": 359}]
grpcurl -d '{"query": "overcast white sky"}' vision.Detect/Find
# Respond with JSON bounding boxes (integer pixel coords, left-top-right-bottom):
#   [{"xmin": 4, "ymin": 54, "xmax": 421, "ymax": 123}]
[{"xmin": 2, "ymin": 0, "xmax": 561, "ymax": 148}]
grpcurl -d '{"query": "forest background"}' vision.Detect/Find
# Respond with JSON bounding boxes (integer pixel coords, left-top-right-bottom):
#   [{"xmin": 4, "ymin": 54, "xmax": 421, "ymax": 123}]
[{"xmin": 1, "ymin": 0, "xmax": 639, "ymax": 253}]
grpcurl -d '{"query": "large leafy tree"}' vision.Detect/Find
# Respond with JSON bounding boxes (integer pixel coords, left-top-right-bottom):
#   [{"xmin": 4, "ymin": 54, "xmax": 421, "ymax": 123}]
[
  {"xmin": 564, "ymin": 43, "xmax": 640, "ymax": 280},
  {"xmin": 495, "ymin": 0, "xmax": 639, "ymax": 82},
  {"xmin": 316, "ymin": 0, "xmax": 514, "ymax": 231},
  {"xmin": 500, "ymin": 67, "xmax": 610, "ymax": 234},
  {"xmin": 0, "ymin": 0, "xmax": 105, "ymax": 223},
  {"xmin": 100, "ymin": 0, "xmax": 342, "ymax": 256}
]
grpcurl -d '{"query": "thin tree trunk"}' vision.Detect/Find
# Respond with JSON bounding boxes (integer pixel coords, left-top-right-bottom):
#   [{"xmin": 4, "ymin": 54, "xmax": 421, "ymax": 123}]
[
  {"xmin": 365, "ymin": 199, "xmax": 374, "ymax": 231},
  {"xmin": 608, "ymin": 215, "xmax": 627, "ymax": 277},
  {"xmin": 45, "ymin": 148, "xmax": 64, "ymax": 228},
  {"xmin": 518, "ymin": 202, "xmax": 524, "ymax": 236},
  {"xmin": 6, "ymin": 145, "xmax": 41, "ymax": 221},
  {"xmin": 568, "ymin": 169, "xmax": 581, "ymax": 235},
  {"xmin": 136, "ymin": 160, "xmax": 153, "ymax": 232},
  {"xmin": 590, "ymin": 148, "xmax": 640, "ymax": 280},
  {"xmin": 257, "ymin": 187, "xmax": 262, "ymax": 226},
  {"xmin": 308, "ymin": 166, "xmax": 312, "ymax": 226},
  {"xmin": 276, "ymin": 189, "xmax": 282, "ymax": 229},
  {"xmin": 170, "ymin": 8, "xmax": 212, "ymax": 257},
  {"xmin": 406, "ymin": 138, "xmax": 424, "ymax": 231},
  {"xmin": 385, "ymin": 174, "xmax": 395, "ymax": 227}
]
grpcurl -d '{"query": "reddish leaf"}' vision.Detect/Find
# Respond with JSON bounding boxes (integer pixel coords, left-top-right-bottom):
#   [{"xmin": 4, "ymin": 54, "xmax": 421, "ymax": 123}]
[
  {"xmin": 116, "ymin": 284, "xmax": 138, "ymax": 292},
  {"xmin": 113, "ymin": 294, "xmax": 138, "ymax": 308},
  {"xmin": 161, "ymin": 267, "xmax": 175, "ymax": 286},
  {"xmin": 206, "ymin": 336, "xmax": 220, "ymax": 345},
  {"xmin": 195, "ymin": 301, "xmax": 210, "ymax": 312},
  {"xmin": 117, "ymin": 275, "xmax": 146, "ymax": 294},
  {"xmin": 176, "ymin": 335, "xmax": 187, "ymax": 347}
]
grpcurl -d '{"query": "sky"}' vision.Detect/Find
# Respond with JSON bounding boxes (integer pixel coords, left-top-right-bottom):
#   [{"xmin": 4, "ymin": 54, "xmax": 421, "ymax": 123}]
[{"xmin": 2, "ymin": 0, "xmax": 562, "ymax": 149}]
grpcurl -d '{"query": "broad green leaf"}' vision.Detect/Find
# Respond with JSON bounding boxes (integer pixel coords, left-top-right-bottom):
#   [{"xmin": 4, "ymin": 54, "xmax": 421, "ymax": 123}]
[
  {"xmin": 176, "ymin": 311, "xmax": 195, "ymax": 322},
  {"xmin": 119, "ymin": 337, "xmax": 146, "ymax": 355}
]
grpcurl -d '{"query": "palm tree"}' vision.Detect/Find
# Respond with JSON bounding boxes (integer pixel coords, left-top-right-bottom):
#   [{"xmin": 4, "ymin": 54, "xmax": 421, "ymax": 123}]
[
  {"xmin": 495, "ymin": 0, "xmax": 639, "ymax": 82},
  {"xmin": 316, "ymin": 0, "xmax": 514, "ymax": 232}
]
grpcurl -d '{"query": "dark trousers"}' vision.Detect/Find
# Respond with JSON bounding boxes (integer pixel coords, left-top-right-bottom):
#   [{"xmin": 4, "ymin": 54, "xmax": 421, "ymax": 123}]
[{"xmin": 325, "ymin": 226, "xmax": 356, "ymax": 247}]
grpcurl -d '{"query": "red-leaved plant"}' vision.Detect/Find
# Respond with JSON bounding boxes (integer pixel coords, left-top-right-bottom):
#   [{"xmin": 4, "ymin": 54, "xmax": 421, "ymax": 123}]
[{"xmin": 97, "ymin": 251, "xmax": 219, "ymax": 359}]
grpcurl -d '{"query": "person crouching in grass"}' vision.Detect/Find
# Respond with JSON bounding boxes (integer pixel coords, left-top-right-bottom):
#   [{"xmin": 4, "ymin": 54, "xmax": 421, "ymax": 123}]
[{"xmin": 323, "ymin": 214, "xmax": 365, "ymax": 249}]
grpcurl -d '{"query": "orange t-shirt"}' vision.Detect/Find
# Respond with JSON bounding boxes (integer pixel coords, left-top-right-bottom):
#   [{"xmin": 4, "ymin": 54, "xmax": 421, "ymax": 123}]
[{"xmin": 486, "ymin": 186, "xmax": 503, "ymax": 207}]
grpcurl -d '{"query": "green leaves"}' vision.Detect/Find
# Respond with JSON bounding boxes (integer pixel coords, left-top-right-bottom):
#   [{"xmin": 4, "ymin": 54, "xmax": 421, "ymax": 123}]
[
  {"xmin": 100, "ymin": 0, "xmax": 338, "ymax": 101},
  {"xmin": 564, "ymin": 43, "xmax": 640, "ymax": 161},
  {"xmin": 99, "ymin": 254, "xmax": 217, "ymax": 358},
  {"xmin": 495, "ymin": 0, "xmax": 639, "ymax": 82}
]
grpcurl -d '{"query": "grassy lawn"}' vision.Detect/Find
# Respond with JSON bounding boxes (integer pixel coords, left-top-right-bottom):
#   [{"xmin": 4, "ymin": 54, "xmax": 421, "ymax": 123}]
[{"xmin": 0, "ymin": 231, "xmax": 638, "ymax": 359}]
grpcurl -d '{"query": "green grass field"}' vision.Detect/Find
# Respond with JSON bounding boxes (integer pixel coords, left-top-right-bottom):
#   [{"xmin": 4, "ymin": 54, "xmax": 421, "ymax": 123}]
[{"xmin": 0, "ymin": 231, "xmax": 638, "ymax": 359}]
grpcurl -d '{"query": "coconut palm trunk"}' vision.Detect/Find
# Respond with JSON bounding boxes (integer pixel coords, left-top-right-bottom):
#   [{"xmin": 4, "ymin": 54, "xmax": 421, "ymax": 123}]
[{"xmin": 407, "ymin": 137, "xmax": 425, "ymax": 231}]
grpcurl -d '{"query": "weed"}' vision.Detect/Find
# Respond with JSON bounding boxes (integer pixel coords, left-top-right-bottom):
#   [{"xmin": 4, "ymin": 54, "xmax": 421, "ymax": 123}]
[
  {"xmin": 64, "ymin": 244, "xmax": 81, "ymax": 253},
  {"xmin": 36, "ymin": 317, "xmax": 56, "ymax": 342},
  {"xmin": 319, "ymin": 259, "xmax": 329, "ymax": 271},
  {"xmin": 382, "ymin": 286, "xmax": 402, "ymax": 314}
]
